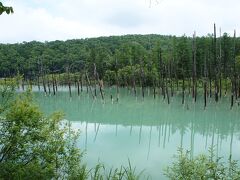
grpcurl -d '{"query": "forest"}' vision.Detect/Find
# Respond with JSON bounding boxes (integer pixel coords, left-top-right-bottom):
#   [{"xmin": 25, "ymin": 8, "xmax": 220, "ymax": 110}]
[{"xmin": 0, "ymin": 26, "xmax": 240, "ymax": 107}]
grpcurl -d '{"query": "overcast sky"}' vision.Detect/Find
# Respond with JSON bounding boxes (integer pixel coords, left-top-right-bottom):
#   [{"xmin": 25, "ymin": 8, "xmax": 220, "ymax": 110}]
[{"xmin": 0, "ymin": 0, "xmax": 239, "ymax": 43}]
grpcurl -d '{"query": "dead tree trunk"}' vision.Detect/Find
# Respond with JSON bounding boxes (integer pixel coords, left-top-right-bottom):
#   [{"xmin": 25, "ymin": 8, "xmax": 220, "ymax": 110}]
[
  {"xmin": 231, "ymin": 80, "xmax": 234, "ymax": 109},
  {"xmin": 130, "ymin": 59, "xmax": 137, "ymax": 97},
  {"xmin": 188, "ymin": 78, "xmax": 191, "ymax": 96},
  {"xmin": 115, "ymin": 57, "xmax": 119, "ymax": 101},
  {"xmin": 37, "ymin": 59, "xmax": 40, "ymax": 91},
  {"xmin": 66, "ymin": 66, "xmax": 72, "ymax": 98},
  {"xmin": 182, "ymin": 68, "xmax": 185, "ymax": 105},
  {"xmin": 170, "ymin": 59, "xmax": 174, "ymax": 97},
  {"xmin": 238, "ymin": 77, "xmax": 240, "ymax": 98},
  {"xmin": 52, "ymin": 73, "xmax": 56, "ymax": 95},
  {"xmin": 165, "ymin": 64, "xmax": 170, "ymax": 104},
  {"xmin": 93, "ymin": 63, "xmax": 98, "ymax": 98},
  {"xmin": 204, "ymin": 80, "xmax": 207, "ymax": 109},
  {"xmin": 93, "ymin": 64, "xmax": 104, "ymax": 101},
  {"xmin": 233, "ymin": 30, "xmax": 238, "ymax": 100},
  {"xmin": 77, "ymin": 79, "xmax": 80, "ymax": 96},
  {"xmin": 46, "ymin": 75, "xmax": 51, "ymax": 95},
  {"xmin": 37, "ymin": 76, "xmax": 40, "ymax": 91},
  {"xmin": 80, "ymin": 74, "xmax": 83, "ymax": 92},
  {"xmin": 140, "ymin": 59, "xmax": 145, "ymax": 99},
  {"xmin": 40, "ymin": 60, "xmax": 47, "ymax": 95},
  {"xmin": 97, "ymin": 73, "xmax": 104, "ymax": 101},
  {"xmin": 208, "ymin": 55, "xmax": 212, "ymax": 98},
  {"xmin": 85, "ymin": 72, "xmax": 95, "ymax": 99},
  {"xmin": 219, "ymin": 28, "xmax": 222, "ymax": 99},
  {"xmin": 159, "ymin": 48, "xmax": 165, "ymax": 98},
  {"xmin": 55, "ymin": 77, "xmax": 58, "ymax": 92},
  {"xmin": 182, "ymin": 77, "xmax": 185, "ymax": 105},
  {"xmin": 214, "ymin": 24, "xmax": 219, "ymax": 102},
  {"xmin": 204, "ymin": 54, "xmax": 208, "ymax": 109},
  {"xmin": 42, "ymin": 76, "xmax": 47, "ymax": 95},
  {"xmin": 85, "ymin": 74, "xmax": 89, "ymax": 94},
  {"xmin": 192, "ymin": 31, "xmax": 197, "ymax": 102},
  {"xmin": 153, "ymin": 79, "xmax": 156, "ymax": 99}
]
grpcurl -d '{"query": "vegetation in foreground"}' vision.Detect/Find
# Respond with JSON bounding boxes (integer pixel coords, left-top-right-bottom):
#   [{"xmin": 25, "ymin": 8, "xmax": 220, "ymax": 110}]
[
  {"xmin": 0, "ymin": 80, "xmax": 86, "ymax": 179},
  {"xmin": 164, "ymin": 148, "xmax": 240, "ymax": 180}
]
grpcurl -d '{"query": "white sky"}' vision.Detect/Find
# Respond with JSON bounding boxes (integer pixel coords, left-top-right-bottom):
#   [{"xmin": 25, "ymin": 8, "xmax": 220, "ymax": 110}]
[{"xmin": 0, "ymin": 0, "xmax": 240, "ymax": 43}]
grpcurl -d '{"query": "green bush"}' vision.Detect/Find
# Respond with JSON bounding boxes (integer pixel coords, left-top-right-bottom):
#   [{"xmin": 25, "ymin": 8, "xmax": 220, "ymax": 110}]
[
  {"xmin": 0, "ymin": 90, "xmax": 87, "ymax": 179},
  {"xmin": 164, "ymin": 148, "xmax": 240, "ymax": 180}
]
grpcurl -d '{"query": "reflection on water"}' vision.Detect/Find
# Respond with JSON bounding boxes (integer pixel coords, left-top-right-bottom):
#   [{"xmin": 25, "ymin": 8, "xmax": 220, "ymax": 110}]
[{"xmin": 34, "ymin": 86, "xmax": 240, "ymax": 179}]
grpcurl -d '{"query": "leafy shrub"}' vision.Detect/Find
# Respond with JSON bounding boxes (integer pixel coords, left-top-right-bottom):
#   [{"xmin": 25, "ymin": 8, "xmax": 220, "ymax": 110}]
[{"xmin": 164, "ymin": 148, "xmax": 240, "ymax": 180}]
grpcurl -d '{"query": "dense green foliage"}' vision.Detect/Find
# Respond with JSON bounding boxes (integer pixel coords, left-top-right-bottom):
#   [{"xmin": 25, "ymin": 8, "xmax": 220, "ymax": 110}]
[
  {"xmin": 0, "ymin": 2, "xmax": 13, "ymax": 15},
  {"xmin": 0, "ymin": 84, "xmax": 86, "ymax": 179},
  {"xmin": 0, "ymin": 34, "xmax": 239, "ymax": 87},
  {"xmin": 164, "ymin": 148, "xmax": 240, "ymax": 180},
  {"xmin": 0, "ymin": 78, "xmax": 16, "ymax": 113}
]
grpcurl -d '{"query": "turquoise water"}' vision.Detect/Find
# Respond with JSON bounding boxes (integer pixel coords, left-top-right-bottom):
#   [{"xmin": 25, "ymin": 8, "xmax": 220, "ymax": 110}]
[{"xmin": 34, "ymin": 86, "xmax": 240, "ymax": 179}]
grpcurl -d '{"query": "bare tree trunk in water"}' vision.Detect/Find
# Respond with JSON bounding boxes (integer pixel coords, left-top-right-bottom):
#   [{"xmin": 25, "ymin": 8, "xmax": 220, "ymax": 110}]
[
  {"xmin": 52, "ymin": 74, "xmax": 55, "ymax": 95},
  {"xmin": 85, "ymin": 73, "xmax": 89, "ymax": 94},
  {"xmin": 115, "ymin": 57, "xmax": 119, "ymax": 101},
  {"xmin": 165, "ymin": 65, "xmax": 170, "ymax": 104},
  {"xmin": 219, "ymin": 28, "xmax": 222, "ymax": 99},
  {"xmin": 77, "ymin": 79, "xmax": 80, "ymax": 96},
  {"xmin": 231, "ymin": 80, "xmax": 234, "ymax": 109},
  {"xmin": 130, "ymin": 59, "xmax": 136, "ymax": 97},
  {"xmin": 233, "ymin": 30, "xmax": 238, "ymax": 100},
  {"xmin": 37, "ymin": 76, "xmax": 40, "ymax": 91},
  {"xmin": 80, "ymin": 75, "xmax": 83, "ymax": 92},
  {"xmin": 85, "ymin": 72, "xmax": 94, "ymax": 99},
  {"xmin": 140, "ymin": 58, "xmax": 145, "ymax": 99},
  {"xmin": 192, "ymin": 31, "xmax": 197, "ymax": 102},
  {"xmin": 209, "ymin": 59, "xmax": 212, "ymax": 98},
  {"xmin": 41, "ymin": 60, "xmax": 47, "ymax": 95},
  {"xmin": 54, "ymin": 76, "xmax": 58, "ymax": 92},
  {"xmin": 67, "ymin": 66, "xmax": 71, "ymax": 98},
  {"xmin": 182, "ymin": 72, "xmax": 185, "ymax": 105},
  {"xmin": 153, "ymin": 79, "xmax": 156, "ymax": 99},
  {"xmin": 204, "ymin": 54, "xmax": 208, "ymax": 109},
  {"xmin": 214, "ymin": 24, "xmax": 219, "ymax": 102},
  {"xmin": 98, "ymin": 77, "xmax": 104, "ymax": 101},
  {"xmin": 47, "ymin": 76, "xmax": 51, "ymax": 95},
  {"xmin": 93, "ymin": 63, "xmax": 97, "ymax": 98},
  {"xmin": 170, "ymin": 60, "xmax": 173, "ymax": 97}
]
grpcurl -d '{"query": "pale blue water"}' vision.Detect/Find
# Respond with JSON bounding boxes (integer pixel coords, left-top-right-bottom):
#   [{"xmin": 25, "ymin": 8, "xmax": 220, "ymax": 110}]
[{"xmin": 33, "ymin": 86, "xmax": 240, "ymax": 179}]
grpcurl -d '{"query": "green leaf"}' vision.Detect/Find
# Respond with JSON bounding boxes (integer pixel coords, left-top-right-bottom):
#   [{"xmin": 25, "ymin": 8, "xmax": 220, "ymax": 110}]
[
  {"xmin": 10, "ymin": 7, "xmax": 14, "ymax": 13},
  {"xmin": 6, "ymin": 8, "xmax": 10, "ymax": 14}
]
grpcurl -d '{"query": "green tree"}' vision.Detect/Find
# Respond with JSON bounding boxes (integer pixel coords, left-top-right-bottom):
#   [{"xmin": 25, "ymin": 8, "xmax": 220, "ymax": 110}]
[
  {"xmin": 176, "ymin": 36, "xmax": 191, "ymax": 78},
  {"xmin": 0, "ymin": 86, "xmax": 87, "ymax": 179},
  {"xmin": 0, "ymin": 78, "xmax": 16, "ymax": 113},
  {"xmin": 164, "ymin": 148, "xmax": 240, "ymax": 180}
]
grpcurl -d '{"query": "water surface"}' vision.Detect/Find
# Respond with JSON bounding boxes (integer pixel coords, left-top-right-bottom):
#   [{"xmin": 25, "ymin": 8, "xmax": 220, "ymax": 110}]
[{"xmin": 34, "ymin": 86, "xmax": 240, "ymax": 179}]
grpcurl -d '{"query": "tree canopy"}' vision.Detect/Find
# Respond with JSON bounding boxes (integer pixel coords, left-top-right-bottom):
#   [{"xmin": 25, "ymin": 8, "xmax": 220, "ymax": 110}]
[{"xmin": 0, "ymin": 34, "xmax": 239, "ymax": 86}]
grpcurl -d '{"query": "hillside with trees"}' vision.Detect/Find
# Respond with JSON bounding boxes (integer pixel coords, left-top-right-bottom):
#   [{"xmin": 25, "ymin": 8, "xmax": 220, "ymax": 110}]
[{"xmin": 1, "ymin": 32, "xmax": 240, "ymax": 104}]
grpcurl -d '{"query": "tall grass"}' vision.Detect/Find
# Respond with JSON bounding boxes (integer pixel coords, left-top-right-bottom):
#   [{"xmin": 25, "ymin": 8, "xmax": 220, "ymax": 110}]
[{"xmin": 76, "ymin": 159, "xmax": 145, "ymax": 180}]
